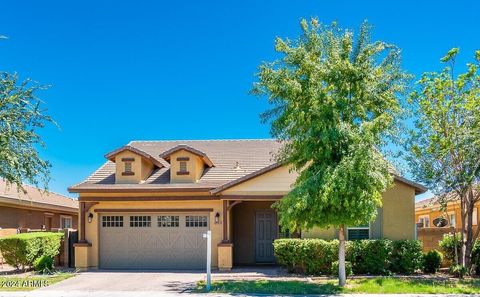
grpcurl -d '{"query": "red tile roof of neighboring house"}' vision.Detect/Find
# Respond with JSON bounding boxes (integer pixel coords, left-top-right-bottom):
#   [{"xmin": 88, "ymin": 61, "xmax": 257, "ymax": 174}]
[
  {"xmin": 69, "ymin": 139, "xmax": 427, "ymax": 195},
  {"xmin": 0, "ymin": 179, "xmax": 78, "ymax": 211}
]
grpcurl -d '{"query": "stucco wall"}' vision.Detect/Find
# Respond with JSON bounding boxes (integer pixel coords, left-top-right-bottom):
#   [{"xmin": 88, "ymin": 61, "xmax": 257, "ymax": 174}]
[
  {"xmin": 382, "ymin": 181, "xmax": 416, "ymax": 240},
  {"xmin": 302, "ymin": 181, "xmax": 416, "ymax": 240},
  {"xmin": 415, "ymin": 203, "xmax": 478, "ymax": 230},
  {"xmin": 222, "ymin": 166, "xmax": 297, "ymax": 195},
  {"xmin": 83, "ymin": 199, "xmax": 223, "ymax": 268},
  {"xmin": 0, "ymin": 205, "xmax": 78, "ymax": 230},
  {"xmin": 170, "ymin": 150, "xmax": 204, "ymax": 183},
  {"xmin": 114, "ymin": 151, "xmax": 148, "ymax": 184}
]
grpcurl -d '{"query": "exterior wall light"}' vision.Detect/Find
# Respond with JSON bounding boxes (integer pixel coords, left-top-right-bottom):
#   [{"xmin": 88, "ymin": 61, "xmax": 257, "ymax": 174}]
[
  {"xmin": 215, "ymin": 212, "xmax": 220, "ymax": 224},
  {"xmin": 88, "ymin": 213, "xmax": 94, "ymax": 223}
]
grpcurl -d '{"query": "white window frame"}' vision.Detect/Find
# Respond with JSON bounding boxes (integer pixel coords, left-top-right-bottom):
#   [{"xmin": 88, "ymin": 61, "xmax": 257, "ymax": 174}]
[
  {"xmin": 60, "ymin": 215, "xmax": 73, "ymax": 229},
  {"xmin": 418, "ymin": 215, "xmax": 430, "ymax": 228},
  {"xmin": 448, "ymin": 212, "xmax": 456, "ymax": 227},
  {"xmin": 346, "ymin": 224, "xmax": 371, "ymax": 240}
]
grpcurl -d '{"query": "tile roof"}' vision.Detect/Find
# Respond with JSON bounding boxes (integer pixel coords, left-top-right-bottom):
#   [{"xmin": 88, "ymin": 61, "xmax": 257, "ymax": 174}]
[
  {"xmin": 0, "ymin": 179, "xmax": 78, "ymax": 210},
  {"xmin": 415, "ymin": 196, "xmax": 439, "ymax": 209},
  {"xmin": 69, "ymin": 138, "xmax": 427, "ymax": 194},
  {"xmin": 70, "ymin": 139, "xmax": 283, "ymax": 192},
  {"xmin": 415, "ymin": 188, "xmax": 479, "ymax": 209}
]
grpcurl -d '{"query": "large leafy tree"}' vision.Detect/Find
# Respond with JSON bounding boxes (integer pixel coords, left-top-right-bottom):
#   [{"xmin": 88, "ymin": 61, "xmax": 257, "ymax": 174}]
[
  {"xmin": 253, "ymin": 19, "xmax": 408, "ymax": 286},
  {"xmin": 0, "ymin": 72, "xmax": 53, "ymax": 190},
  {"xmin": 406, "ymin": 48, "xmax": 480, "ymax": 271}
]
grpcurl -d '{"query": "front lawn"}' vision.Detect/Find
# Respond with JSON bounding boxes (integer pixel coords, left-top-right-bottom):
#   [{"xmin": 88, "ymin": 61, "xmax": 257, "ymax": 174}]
[
  {"xmin": 196, "ymin": 277, "xmax": 480, "ymax": 294},
  {"xmin": 0, "ymin": 272, "xmax": 74, "ymax": 291}
]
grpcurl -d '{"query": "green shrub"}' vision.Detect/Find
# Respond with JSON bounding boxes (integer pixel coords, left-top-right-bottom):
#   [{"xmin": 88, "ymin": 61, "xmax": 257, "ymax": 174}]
[
  {"xmin": 423, "ymin": 250, "xmax": 443, "ymax": 273},
  {"xmin": 273, "ymin": 239, "xmax": 337, "ymax": 274},
  {"xmin": 346, "ymin": 239, "xmax": 392, "ymax": 275},
  {"xmin": 449, "ymin": 264, "xmax": 467, "ymax": 278},
  {"xmin": 471, "ymin": 241, "xmax": 480, "ymax": 275},
  {"xmin": 389, "ymin": 240, "xmax": 423, "ymax": 274},
  {"xmin": 0, "ymin": 232, "xmax": 63, "ymax": 269},
  {"xmin": 331, "ymin": 260, "xmax": 352, "ymax": 277},
  {"xmin": 439, "ymin": 233, "xmax": 462, "ymax": 264},
  {"xmin": 274, "ymin": 238, "xmax": 425, "ymax": 276},
  {"xmin": 33, "ymin": 255, "xmax": 54, "ymax": 274}
]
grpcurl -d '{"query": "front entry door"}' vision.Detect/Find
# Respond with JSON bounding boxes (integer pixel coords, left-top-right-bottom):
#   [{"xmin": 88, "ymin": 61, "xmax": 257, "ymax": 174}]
[{"xmin": 255, "ymin": 211, "xmax": 276, "ymax": 263}]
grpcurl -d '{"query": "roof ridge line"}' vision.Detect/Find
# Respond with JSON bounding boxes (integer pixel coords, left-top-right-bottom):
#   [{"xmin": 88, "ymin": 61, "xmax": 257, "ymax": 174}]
[
  {"xmin": 1, "ymin": 179, "xmax": 76, "ymax": 200},
  {"xmin": 129, "ymin": 138, "xmax": 277, "ymax": 143}
]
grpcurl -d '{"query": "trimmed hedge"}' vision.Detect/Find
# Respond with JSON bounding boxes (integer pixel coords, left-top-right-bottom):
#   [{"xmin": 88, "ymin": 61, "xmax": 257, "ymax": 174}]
[
  {"xmin": 347, "ymin": 239, "xmax": 391, "ymax": 275},
  {"xmin": 0, "ymin": 232, "xmax": 63, "ymax": 270},
  {"xmin": 273, "ymin": 239, "xmax": 337, "ymax": 274},
  {"xmin": 390, "ymin": 240, "xmax": 423, "ymax": 274},
  {"xmin": 274, "ymin": 238, "xmax": 423, "ymax": 275}
]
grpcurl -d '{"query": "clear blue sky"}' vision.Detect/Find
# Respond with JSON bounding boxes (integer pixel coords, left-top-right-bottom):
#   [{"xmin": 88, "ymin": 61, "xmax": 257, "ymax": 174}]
[{"xmin": 0, "ymin": 1, "xmax": 478, "ymax": 198}]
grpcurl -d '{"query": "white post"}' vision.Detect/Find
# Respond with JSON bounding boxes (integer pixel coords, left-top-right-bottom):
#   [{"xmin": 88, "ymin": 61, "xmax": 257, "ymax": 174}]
[{"xmin": 203, "ymin": 230, "xmax": 212, "ymax": 291}]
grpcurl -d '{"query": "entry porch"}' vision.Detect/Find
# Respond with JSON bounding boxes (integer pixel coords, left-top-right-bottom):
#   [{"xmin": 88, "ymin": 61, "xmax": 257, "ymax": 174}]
[{"xmin": 218, "ymin": 199, "xmax": 287, "ymax": 270}]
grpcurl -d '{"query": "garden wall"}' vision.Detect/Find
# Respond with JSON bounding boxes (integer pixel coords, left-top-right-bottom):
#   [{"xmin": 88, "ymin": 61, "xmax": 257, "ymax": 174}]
[{"xmin": 417, "ymin": 227, "xmax": 453, "ymax": 251}]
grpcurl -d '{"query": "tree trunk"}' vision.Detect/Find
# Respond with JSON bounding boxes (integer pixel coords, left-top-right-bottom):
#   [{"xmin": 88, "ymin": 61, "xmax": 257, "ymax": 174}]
[
  {"xmin": 338, "ymin": 224, "xmax": 346, "ymax": 287},
  {"xmin": 464, "ymin": 189, "xmax": 475, "ymax": 272}
]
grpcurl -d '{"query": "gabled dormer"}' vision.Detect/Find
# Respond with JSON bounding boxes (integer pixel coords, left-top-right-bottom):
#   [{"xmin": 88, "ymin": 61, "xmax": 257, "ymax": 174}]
[
  {"xmin": 159, "ymin": 145, "xmax": 214, "ymax": 183},
  {"xmin": 105, "ymin": 146, "xmax": 163, "ymax": 184}
]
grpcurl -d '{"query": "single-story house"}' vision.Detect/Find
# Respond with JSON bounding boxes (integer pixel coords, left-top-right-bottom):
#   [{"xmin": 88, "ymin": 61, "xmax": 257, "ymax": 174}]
[
  {"xmin": 0, "ymin": 179, "xmax": 78, "ymax": 232},
  {"xmin": 69, "ymin": 139, "xmax": 426, "ymax": 271}
]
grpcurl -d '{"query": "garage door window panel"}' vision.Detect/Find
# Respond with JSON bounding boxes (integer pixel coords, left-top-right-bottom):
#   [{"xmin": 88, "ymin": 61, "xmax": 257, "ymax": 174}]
[
  {"xmin": 158, "ymin": 216, "xmax": 179, "ymax": 227},
  {"xmin": 102, "ymin": 216, "xmax": 124, "ymax": 227},
  {"xmin": 130, "ymin": 215, "xmax": 151, "ymax": 227},
  {"xmin": 186, "ymin": 215, "xmax": 208, "ymax": 227}
]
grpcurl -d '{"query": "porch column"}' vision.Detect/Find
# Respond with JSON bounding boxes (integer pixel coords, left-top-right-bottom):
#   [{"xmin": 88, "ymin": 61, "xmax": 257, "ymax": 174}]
[
  {"xmin": 79, "ymin": 202, "xmax": 86, "ymax": 242},
  {"xmin": 219, "ymin": 200, "xmax": 233, "ymax": 270},
  {"xmin": 222, "ymin": 200, "xmax": 229, "ymax": 242}
]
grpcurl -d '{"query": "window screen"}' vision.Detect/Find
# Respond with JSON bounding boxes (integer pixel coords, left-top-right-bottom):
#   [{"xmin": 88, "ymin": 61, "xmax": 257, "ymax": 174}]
[
  {"xmin": 347, "ymin": 228, "xmax": 369, "ymax": 240},
  {"xmin": 124, "ymin": 162, "xmax": 132, "ymax": 173},
  {"xmin": 179, "ymin": 161, "xmax": 187, "ymax": 172}
]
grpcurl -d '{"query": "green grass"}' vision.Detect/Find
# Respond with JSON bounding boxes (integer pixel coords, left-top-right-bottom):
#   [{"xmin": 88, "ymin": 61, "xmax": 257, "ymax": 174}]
[
  {"xmin": 196, "ymin": 277, "xmax": 480, "ymax": 294},
  {"xmin": 0, "ymin": 272, "xmax": 74, "ymax": 291},
  {"xmin": 349, "ymin": 277, "xmax": 480, "ymax": 294},
  {"xmin": 197, "ymin": 280, "xmax": 340, "ymax": 295}
]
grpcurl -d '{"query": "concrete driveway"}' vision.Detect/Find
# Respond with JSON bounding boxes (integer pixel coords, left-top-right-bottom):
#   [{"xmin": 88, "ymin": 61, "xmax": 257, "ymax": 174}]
[{"xmin": 0, "ymin": 271, "xmax": 207, "ymax": 297}]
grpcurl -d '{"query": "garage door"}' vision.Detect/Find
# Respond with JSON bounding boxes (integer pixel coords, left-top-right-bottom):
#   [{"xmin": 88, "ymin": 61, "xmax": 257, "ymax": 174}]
[{"xmin": 99, "ymin": 213, "xmax": 209, "ymax": 269}]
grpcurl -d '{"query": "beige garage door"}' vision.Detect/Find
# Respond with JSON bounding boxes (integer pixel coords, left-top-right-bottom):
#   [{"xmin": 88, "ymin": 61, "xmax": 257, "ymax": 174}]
[{"xmin": 99, "ymin": 213, "xmax": 208, "ymax": 269}]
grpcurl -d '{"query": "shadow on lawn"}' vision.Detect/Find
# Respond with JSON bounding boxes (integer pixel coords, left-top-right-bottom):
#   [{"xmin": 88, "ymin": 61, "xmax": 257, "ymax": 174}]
[{"xmin": 196, "ymin": 280, "xmax": 342, "ymax": 295}]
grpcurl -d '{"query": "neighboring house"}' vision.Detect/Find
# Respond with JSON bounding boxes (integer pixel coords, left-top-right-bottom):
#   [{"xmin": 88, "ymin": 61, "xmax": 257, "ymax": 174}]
[
  {"xmin": 0, "ymin": 179, "xmax": 78, "ymax": 231},
  {"xmin": 69, "ymin": 139, "xmax": 426, "ymax": 271},
  {"xmin": 415, "ymin": 196, "xmax": 474, "ymax": 229},
  {"xmin": 415, "ymin": 195, "xmax": 480, "ymax": 251}
]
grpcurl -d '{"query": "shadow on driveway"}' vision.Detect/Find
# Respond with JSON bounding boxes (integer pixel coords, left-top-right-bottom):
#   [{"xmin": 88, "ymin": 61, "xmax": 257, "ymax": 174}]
[{"xmin": 39, "ymin": 270, "xmax": 206, "ymax": 294}]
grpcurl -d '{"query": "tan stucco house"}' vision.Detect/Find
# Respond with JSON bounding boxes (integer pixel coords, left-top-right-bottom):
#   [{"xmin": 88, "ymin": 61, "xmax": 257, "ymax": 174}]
[
  {"xmin": 69, "ymin": 139, "xmax": 426, "ymax": 271},
  {"xmin": 415, "ymin": 195, "xmax": 480, "ymax": 251}
]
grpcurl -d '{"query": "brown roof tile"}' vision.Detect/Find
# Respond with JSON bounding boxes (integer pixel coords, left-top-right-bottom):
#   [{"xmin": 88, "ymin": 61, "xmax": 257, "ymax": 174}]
[
  {"xmin": 0, "ymin": 179, "xmax": 78, "ymax": 210},
  {"xmin": 70, "ymin": 139, "xmax": 282, "ymax": 192},
  {"xmin": 69, "ymin": 139, "xmax": 426, "ymax": 195}
]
